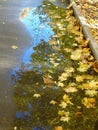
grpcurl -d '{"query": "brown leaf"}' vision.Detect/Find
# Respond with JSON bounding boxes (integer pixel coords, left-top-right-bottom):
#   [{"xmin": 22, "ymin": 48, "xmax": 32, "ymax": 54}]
[
  {"xmin": 92, "ymin": 61, "xmax": 98, "ymax": 73},
  {"xmin": 75, "ymin": 112, "xmax": 82, "ymax": 117},
  {"xmin": 43, "ymin": 74, "xmax": 54, "ymax": 87}
]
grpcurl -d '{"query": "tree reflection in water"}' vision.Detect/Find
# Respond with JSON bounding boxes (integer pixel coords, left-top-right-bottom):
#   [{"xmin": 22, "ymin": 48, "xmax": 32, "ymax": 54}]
[
  {"xmin": 13, "ymin": 1, "xmax": 63, "ymax": 130},
  {"xmin": 12, "ymin": 1, "xmax": 98, "ymax": 130},
  {"xmin": 13, "ymin": 41, "xmax": 65, "ymax": 130}
]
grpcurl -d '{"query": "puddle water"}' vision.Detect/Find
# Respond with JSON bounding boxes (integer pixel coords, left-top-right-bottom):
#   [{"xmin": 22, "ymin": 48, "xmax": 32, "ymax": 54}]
[
  {"xmin": 20, "ymin": 7, "xmax": 54, "ymax": 46},
  {"xmin": 11, "ymin": 1, "xmax": 98, "ymax": 130}
]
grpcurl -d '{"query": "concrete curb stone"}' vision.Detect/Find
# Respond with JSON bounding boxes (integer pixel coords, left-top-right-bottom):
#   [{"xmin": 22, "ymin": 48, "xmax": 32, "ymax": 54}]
[{"xmin": 69, "ymin": 0, "xmax": 98, "ymax": 60}]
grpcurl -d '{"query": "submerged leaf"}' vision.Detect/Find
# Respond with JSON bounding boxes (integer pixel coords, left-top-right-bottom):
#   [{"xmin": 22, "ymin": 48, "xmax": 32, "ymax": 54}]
[{"xmin": 33, "ymin": 93, "xmax": 41, "ymax": 98}]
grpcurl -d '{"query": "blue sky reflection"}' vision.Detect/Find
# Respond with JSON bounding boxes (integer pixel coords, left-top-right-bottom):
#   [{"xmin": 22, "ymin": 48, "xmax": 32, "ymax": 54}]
[{"xmin": 21, "ymin": 7, "xmax": 54, "ymax": 46}]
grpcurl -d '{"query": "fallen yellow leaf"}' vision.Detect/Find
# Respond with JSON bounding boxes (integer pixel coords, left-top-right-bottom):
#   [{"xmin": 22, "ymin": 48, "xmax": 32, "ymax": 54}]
[
  {"xmin": 11, "ymin": 45, "xmax": 18, "ymax": 49},
  {"xmin": 54, "ymin": 126, "xmax": 63, "ymax": 130}
]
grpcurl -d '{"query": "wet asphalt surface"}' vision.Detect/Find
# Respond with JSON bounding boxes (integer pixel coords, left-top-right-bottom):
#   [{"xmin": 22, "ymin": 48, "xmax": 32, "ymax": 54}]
[{"xmin": 0, "ymin": 0, "xmax": 43, "ymax": 129}]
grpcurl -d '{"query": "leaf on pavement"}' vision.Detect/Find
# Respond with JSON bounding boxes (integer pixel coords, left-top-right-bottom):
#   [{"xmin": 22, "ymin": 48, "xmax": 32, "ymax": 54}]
[{"xmin": 11, "ymin": 45, "xmax": 18, "ymax": 49}]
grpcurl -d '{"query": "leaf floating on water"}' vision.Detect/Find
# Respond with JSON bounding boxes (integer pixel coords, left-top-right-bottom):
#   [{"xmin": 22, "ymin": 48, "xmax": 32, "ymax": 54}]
[
  {"xmin": 75, "ymin": 112, "xmax": 82, "ymax": 117},
  {"xmin": 54, "ymin": 126, "xmax": 63, "ymax": 130},
  {"xmin": 77, "ymin": 62, "xmax": 92, "ymax": 72},
  {"xmin": 60, "ymin": 115, "xmax": 70, "ymax": 122},
  {"xmin": 50, "ymin": 100, "xmax": 57, "ymax": 105},
  {"xmin": 33, "ymin": 93, "xmax": 41, "ymax": 98},
  {"xmin": 59, "ymin": 101, "xmax": 67, "ymax": 108},
  {"xmin": 64, "ymin": 48, "xmax": 73, "ymax": 53},
  {"xmin": 55, "ymin": 15, "xmax": 61, "ymax": 19},
  {"xmin": 76, "ymin": 75, "xmax": 84, "ymax": 82},
  {"xmin": 71, "ymin": 49, "xmax": 82, "ymax": 60},
  {"xmin": 14, "ymin": 126, "xmax": 17, "ymax": 130},
  {"xmin": 11, "ymin": 45, "xmax": 18, "ymax": 49},
  {"xmin": 49, "ymin": 0, "xmax": 56, "ymax": 2},
  {"xmin": 85, "ymin": 90, "xmax": 97, "ymax": 97},
  {"xmin": 82, "ymin": 97, "xmax": 96, "ymax": 108},
  {"xmin": 63, "ymin": 94, "xmax": 72, "ymax": 104},
  {"xmin": 49, "ymin": 40, "xmax": 58, "ymax": 45},
  {"xmin": 65, "ymin": 87, "xmax": 78, "ymax": 93},
  {"xmin": 20, "ymin": 8, "xmax": 32, "ymax": 19}
]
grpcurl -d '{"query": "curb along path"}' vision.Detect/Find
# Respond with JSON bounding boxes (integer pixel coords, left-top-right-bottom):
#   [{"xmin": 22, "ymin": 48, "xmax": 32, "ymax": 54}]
[{"xmin": 69, "ymin": 0, "xmax": 98, "ymax": 60}]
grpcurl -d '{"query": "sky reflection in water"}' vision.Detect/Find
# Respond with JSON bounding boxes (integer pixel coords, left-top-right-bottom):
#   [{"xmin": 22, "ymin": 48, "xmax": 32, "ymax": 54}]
[
  {"xmin": 14, "ymin": 6, "xmax": 54, "ymax": 130},
  {"xmin": 21, "ymin": 7, "xmax": 54, "ymax": 46},
  {"xmin": 21, "ymin": 7, "xmax": 54, "ymax": 64}
]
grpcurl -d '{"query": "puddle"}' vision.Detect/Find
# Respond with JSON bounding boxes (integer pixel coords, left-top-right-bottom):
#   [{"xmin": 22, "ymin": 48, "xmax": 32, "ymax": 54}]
[
  {"xmin": 12, "ymin": 1, "xmax": 98, "ymax": 130},
  {"xmin": 20, "ymin": 7, "xmax": 54, "ymax": 46}
]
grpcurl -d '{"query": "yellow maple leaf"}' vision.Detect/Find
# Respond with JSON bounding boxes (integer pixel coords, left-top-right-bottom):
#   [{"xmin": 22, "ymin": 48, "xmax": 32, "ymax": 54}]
[
  {"xmin": 82, "ymin": 83, "xmax": 91, "ymax": 89},
  {"xmin": 33, "ymin": 93, "xmax": 41, "ymax": 98},
  {"xmin": 49, "ymin": 40, "xmax": 58, "ymax": 45},
  {"xmin": 60, "ymin": 112, "xmax": 70, "ymax": 122},
  {"xmin": 49, "ymin": 0, "xmax": 56, "ymax": 2},
  {"xmin": 59, "ymin": 101, "xmax": 67, "ymax": 108},
  {"xmin": 63, "ymin": 94, "xmax": 72, "ymax": 104},
  {"xmin": 77, "ymin": 63, "xmax": 92, "ymax": 72},
  {"xmin": 20, "ymin": 8, "xmax": 31, "ymax": 19},
  {"xmin": 76, "ymin": 75, "xmax": 84, "ymax": 82},
  {"xmin": 64, "ymin": 48, "xmax": 73, "ymax": 53},
  {"xmin": 60, "ymin": 116, "xmax": 70, "ymax": 122},
  {"xmin": 82, "ymin": 97, "xmax": 96, "ymax": 108},
  {"xmin": 11, "ymin": 45, "xmax": 18, "ymax": 49},
  {"xmin": 58, "ymin": 73, "xmax": 68, "ymax": 81},
  {"xmin": 58, "ymin": 110, "xmax": 66, "ymax": 116},
  {"xmin": 57, "ymin": 82, "xmax": 64, "ymax": 87},
  {"xmin": 85, "ymin": 90, "xmax": 97, "ymax": 97},
  {"xmin": 50, "ymin": 100, "xmax": 57, "ymax": 105},
  {"xmin": 83, "ymin": 75, "xmax": 93, "ymax": 80},
  {"xmin": 54, "ymin": 126, "xmax": 63, "ymax": 130},
  {"xmin": 71, "ymin": 49, "xmax": 82, "ymax": 60},
  {"xmin": 75, "ymin": 36, "xmax": 84, "ymax": 44},
  {"xmin": 64, "ymin": 87, "xmax": 78, "ymax": 93}
]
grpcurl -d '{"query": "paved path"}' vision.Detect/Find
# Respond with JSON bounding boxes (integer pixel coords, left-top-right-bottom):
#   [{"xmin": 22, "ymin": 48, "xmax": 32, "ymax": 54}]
[{"xmin": 0, "ymin": 0, "xmax": 43, "ymax": 129}]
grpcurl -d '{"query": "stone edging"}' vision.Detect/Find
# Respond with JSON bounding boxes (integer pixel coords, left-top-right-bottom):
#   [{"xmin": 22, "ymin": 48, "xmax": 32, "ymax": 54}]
[{"xmin": 69, "ymin": 0, "xmax": 98, "ymax": 60}]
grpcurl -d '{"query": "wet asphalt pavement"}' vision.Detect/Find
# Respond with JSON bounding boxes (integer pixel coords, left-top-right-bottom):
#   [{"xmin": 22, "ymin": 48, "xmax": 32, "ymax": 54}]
[{"xmin": 0, "ymin": 0, "xmax": 43, "ymax": 129}]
